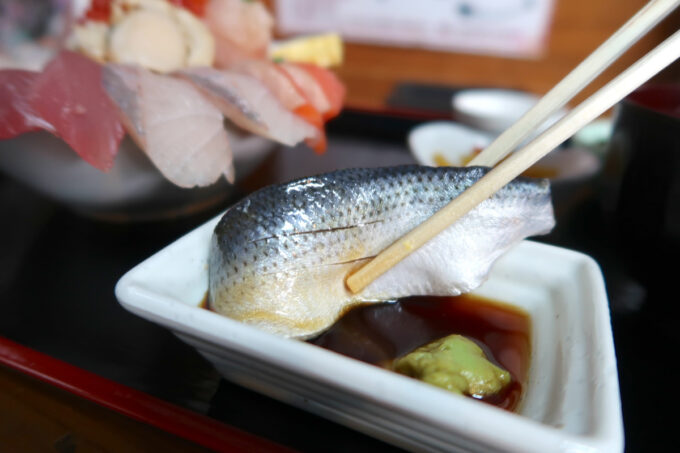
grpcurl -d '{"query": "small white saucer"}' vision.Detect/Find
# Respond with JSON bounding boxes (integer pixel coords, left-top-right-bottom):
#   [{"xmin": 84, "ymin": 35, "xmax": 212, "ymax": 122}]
[
  {"xmin": 452, "ymin": 89, "xmax": 566, "ymax": 137},
  {"xmin": 408, "ymin": 121, "xmax": 601, "ymax": 184}
]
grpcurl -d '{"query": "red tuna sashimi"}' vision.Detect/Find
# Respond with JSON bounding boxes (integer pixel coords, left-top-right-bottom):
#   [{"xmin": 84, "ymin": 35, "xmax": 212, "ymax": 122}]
[
  {"xmin": 0, "ymin": 70, "xmax": 54, "ymax": 139},
  {"xmin": 30, "ymin": 51, "xmax": 125, "ymax": 172},
  {"xmin": 103, "ymin": 64, "xmax": 234, "ymax": 187}
]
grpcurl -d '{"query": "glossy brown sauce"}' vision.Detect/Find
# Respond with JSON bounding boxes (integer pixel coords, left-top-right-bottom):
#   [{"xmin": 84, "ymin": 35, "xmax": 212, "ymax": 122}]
[
  {"xmin": 200, "ymin": 293, "xmax": 531, "ymax": 411},
  {"xmin": 309, "ymin": 294, "xmax": 531, "ymax": 412}
]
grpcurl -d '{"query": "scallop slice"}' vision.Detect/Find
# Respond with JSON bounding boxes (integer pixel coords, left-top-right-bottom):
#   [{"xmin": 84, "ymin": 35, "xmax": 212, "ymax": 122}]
[{"xmin": 109, "ymin": 9, "xmax": 186, "ymax": 73}]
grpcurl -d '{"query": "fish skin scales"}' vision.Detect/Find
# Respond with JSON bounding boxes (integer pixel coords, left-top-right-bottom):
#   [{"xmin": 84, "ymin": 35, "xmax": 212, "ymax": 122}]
[{"xmin": 209, "ymin": 166, "xmax": 555, "ymax": 339}]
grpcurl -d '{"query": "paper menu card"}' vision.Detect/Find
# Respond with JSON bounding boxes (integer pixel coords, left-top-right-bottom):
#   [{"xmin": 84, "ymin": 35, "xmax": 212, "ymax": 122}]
[{"xmin": 275, "ymin": 0, "xmax": 557, "ymax": 58}]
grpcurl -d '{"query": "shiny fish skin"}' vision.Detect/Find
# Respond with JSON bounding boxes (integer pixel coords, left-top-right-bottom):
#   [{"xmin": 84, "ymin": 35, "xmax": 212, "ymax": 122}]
[{"xmin": 209, "ymin": 166, "xmax": 555, "ymax": 339}]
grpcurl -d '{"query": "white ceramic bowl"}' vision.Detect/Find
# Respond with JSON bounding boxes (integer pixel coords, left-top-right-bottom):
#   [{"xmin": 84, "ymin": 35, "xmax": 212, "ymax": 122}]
[
  {"xmin": 409, "ymin": 121, "xmax": 601, "ymax": 183},
  {"xmin": 408, "ymin": 121, "xmax": 493, "ymax": 167},
  {"xmin": 452, "ymin": 89, "xmax": 566, "ymax": 136},
  {"xmin": 115, "ymin": 214, "xmax": 624, "ymax": 453},
  {"xmin": 0, "ymin": 129, "xmax": 276, "ymax": 221},
  {"xmin": 408, "ymin": 121, "xmax": 492, "ymax": 167}
]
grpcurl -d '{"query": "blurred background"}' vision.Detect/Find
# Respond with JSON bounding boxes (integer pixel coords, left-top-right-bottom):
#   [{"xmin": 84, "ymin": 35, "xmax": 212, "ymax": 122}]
[{"xmin": 268, "ymin": 0, "xmax": 680, "ymax": 110}]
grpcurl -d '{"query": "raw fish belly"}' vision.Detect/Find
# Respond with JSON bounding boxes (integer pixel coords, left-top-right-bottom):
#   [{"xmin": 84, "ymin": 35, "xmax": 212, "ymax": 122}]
[
  {"xmin": 180, "ymin": 67, "xmax": 318, "ymax": 147},
  {"xmin": 229, "ymin": 60, "xmax": 324, "ymax": 127},
  {"xmin": 209, "ymin": 166, "xmax": 555, "ymax": 339},
  {"xmin": 103, "ymin": 64, "xmax": 234, "ymax": 187}
]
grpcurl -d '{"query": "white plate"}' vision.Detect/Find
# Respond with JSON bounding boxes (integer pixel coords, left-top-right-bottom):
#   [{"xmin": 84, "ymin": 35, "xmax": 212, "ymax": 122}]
[
  {"xmin": 408, "ymin": 121, "xmax": 493, "ymax": 167},
  {"xmin": 115, "ymin": 214, "xmax": 623, "ymax": 453}
]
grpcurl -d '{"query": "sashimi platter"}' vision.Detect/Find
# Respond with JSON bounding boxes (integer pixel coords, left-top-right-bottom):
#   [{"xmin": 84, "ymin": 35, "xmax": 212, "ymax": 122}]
[
  {"xmin": 0, "ymin": 0, "xmax": 344, "ymax": 188},
  {"xmin": 1, "ymin": 1, "xmax": 623, "ymax": 451}
]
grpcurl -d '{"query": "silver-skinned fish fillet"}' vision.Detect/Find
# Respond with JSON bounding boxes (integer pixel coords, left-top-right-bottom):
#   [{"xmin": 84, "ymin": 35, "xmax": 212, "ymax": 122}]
[{"xmin": 209, "ymin": 166, "xmax": 555, "ymax": 339}]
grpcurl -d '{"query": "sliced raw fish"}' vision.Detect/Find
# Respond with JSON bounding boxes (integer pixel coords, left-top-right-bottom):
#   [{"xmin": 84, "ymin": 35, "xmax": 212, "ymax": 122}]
[
  {"xmin": 30, "ymin": 51, "xmax": 125, "ymax": 172},
  {"xmin": 103, "ymin": 64, "xmax": 233, "ymax": 187},
  {"xmin": 230, "ymin": 59, "xmax": 325, "ymax": 133},
  {"xmin": 230, "ymin": 59, "xmax": 308, "ymax": 112},
  {"xmin": 277, "ymin": 63, "xmax": 333, "ymax": 152},
  {"xmin": 279, "ymin": 62, "xmax": 331, "ymax": 117},
  {"xmin": 0, "ymin": 70, "xmax": 54, "ymax": 139},
  {"xmin": 209, "ymin": 166, "xmax": 555, "ymax": 339},
  {"xmin": 169, "ymin": 0, "xmax": 210, "ymax": 17},
  {"xmin": 180, "ymin": 67, "xmax": 318, "ymax": 147},
  {"xmin": 203, "ymin": 0, "xmax": 273, "ymax": 67},
  {"xmin": 101, "ymin": 64, "xmax": 144, "ymax": 145},
  {"xmin": 295, "ymin": 63, "xmax": 346, "ymax": 121},
  {"xmin": 178, "ymin": 68, "xmax": 266, "ymax": 136}
]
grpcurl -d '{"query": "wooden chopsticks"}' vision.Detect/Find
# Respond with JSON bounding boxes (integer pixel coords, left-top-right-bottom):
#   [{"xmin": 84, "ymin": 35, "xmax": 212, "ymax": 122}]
[
  {"xmin": 346, "ymin": 2, "xmax": 680, "ymax": 294},
  {"xmin": 468, "ymin": 0, "xmax": 680, "ymax": 168}
]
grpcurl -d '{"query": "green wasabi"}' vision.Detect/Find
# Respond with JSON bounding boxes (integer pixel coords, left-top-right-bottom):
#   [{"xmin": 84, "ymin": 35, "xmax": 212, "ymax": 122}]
[{"xmin": 393, "ymin": 334, "xmax": 511, "ymax": 397}]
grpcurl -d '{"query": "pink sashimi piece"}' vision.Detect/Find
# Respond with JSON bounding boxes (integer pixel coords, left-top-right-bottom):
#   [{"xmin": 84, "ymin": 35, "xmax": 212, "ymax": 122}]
[
  {"xmin": 0, "ymin": 70, "xmax": 55, "ymax": 139},
  {"xmin": 104, "ymin": 64, "xmax": 234, "ymax": 188},
  {"xmin": 101, "ymin": 64, "xmax": 144, "ymax": 147},
  {"xmin": 180, "ymin": 67, "xmax": 317, "ymax": 147},
  {"xmin": 279, "ymin": 63, "xmax": 331, "ymax": 117},
  {"xmin": 179, "ymin": 68, "xmax": 268, "ymax": 137},
  {"xmin": 229, "ymin": 59, "xmax": 307, "ymax": 111},
  {"xmin": 204, "ymin": 0, "xmax": 273, "ymax": 68},
  {"xmin": 294, "ymin": 63, "xmax": 346, "ymax": 121},
  {"xmin": 30, "ymin": 51, "xmax": 125, "ymax": 172},
  {"xmin": 228, "ymin": 59, "xmax": 325, "ymax": 149},
  {"xmin": 139, "ymin": 72, "xmax": 234, "ymax": 187}
]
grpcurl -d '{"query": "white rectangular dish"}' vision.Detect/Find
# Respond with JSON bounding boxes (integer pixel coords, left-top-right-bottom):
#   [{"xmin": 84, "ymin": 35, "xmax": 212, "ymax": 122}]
[{"xmin": 115, "ymin": 214, "xmax": 624, "ymax": 453}]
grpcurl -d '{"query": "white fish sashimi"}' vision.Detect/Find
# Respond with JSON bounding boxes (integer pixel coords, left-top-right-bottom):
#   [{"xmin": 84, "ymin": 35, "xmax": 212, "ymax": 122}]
[
  {"xmin": 101, "ymin": 64, "xmax": 144, "ymax": 145},
  {"xmin": 229, "ymin": 59, "xmax": 307, "ymax": 111},
  {"xmin": 139, "ymin": 71, "xmax": 234, "ymax": 187},
  {"xmin": 178, "ymin": 67, "xmax": 268, "ymax": 136},
  {"xmin": 180, "ymin": 67, "xmax": 318, "ymax": 147},
  {"xmin": 103, "ymin": 64, "xmax": 234, "ymax": 187}
]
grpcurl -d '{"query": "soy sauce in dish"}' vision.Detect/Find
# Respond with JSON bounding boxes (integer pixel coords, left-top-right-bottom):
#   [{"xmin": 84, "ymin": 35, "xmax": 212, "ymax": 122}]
[
  {"xmin": 200, "ymin": 293, "xmax": 530, "ymax": 412},
  {"xmin": 309, "ymin": 294, "xmax": 531, "ymax": 412}
]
